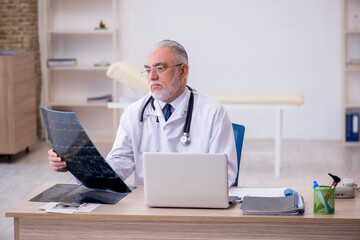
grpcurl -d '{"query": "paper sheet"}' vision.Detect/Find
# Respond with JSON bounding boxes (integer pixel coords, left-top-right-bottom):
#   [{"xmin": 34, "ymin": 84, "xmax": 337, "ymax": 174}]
[
  {"xmin": 229, "ymin": 187, "xmax": 287, "ymax": 198},
  {"xmin": 40, "ymin": 202, "xmax": 100, "ymax": 214}
]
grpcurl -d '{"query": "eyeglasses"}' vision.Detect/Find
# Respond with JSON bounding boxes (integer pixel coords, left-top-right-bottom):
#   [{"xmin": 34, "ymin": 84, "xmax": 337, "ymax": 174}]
[{"xmin": 141, "ymin": 63, "xmax": 183, "ymax": 76}]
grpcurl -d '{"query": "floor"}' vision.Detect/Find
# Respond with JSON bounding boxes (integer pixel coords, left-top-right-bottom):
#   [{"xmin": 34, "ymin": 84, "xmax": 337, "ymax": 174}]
[{"xmin": 1, "ymin": 139, "xmax": 359, "ymax": 240}]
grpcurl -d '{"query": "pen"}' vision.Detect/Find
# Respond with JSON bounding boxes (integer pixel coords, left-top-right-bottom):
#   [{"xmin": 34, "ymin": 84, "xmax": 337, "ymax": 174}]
[
  {"xmin": 326, "ymin": 173, "xmax": 341, "ymax": 199},
  {"xmin": 313, "ymin": 181, "xmax": 331, "ymax": 212}
]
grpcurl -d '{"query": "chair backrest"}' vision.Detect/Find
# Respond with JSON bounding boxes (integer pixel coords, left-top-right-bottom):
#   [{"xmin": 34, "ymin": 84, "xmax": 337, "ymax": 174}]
[{"xmin": 232, "ymin": 123, "xmax": 245, "ymax": 187}]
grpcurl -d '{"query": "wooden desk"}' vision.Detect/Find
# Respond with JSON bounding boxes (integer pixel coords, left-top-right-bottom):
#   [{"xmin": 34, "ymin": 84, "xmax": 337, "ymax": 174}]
[{"xmin": 6, "ymin": 183, "xmax": 360, "ymax": 240}]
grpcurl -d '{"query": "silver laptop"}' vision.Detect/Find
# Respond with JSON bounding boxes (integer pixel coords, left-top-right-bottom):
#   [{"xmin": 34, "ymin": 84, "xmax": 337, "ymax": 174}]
[{"xmin": 143, "ymin": 152, "xmax": 230, "ymax": 209}]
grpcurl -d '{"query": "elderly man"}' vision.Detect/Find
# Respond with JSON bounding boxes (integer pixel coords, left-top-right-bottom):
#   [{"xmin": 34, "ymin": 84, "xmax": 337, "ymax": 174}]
[{"xmin": 48, "ymin": 40, "xmax": 237, "ymax": 186}]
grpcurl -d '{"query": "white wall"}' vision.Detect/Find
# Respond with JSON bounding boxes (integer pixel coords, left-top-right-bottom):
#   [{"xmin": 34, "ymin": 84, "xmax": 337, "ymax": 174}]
[
  {"xmin": 117, "ymin": 0, "xmax": 342, "ymax": 140},
  {"xmin": 38, "ymin": 0, "xmax": 342, "ymax": 140}
]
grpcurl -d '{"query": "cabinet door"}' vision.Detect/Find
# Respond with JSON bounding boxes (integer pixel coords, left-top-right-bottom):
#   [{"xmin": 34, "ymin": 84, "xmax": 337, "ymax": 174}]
[
  {"xmin": 0, "ymin": 53, "xmax": 37, "ymax": 154},
  {"xmin": 12, "ymin": 53, "xmax": 37, "ymax": 152},
  {"xmin": 0, "ymin": 56, "xmax": 12, "ymax": 152}
]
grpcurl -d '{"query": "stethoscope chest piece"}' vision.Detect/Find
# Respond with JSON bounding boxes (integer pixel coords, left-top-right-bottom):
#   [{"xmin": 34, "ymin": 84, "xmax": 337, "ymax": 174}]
[{"xmin": 180, "ymin": 133, "xmax": 191, "ymax": 145}]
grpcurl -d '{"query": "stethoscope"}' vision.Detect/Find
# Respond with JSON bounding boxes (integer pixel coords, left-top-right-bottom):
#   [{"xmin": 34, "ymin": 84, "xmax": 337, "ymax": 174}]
[{"xmin": 139, "ymin": 86, "xmax": 194, "ymax": 151}]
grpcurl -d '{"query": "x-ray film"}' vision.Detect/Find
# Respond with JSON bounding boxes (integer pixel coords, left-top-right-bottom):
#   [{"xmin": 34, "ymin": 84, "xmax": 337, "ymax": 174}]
[
  {"xmin": 30, "ymin": 184, "xmax": 129, "ymax": 204},
  {"xmin": 40, "ymin": 106, "xmax": 131, "ymax": 193}
]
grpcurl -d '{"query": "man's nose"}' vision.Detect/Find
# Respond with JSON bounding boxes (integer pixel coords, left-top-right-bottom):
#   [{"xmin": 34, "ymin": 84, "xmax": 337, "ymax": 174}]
[{"xmin": 148, "ymin": 70, "xmax": 159, "ymax": 80}]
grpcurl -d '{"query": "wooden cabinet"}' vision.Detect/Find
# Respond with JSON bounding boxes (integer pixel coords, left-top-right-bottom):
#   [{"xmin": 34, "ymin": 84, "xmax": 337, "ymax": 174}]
[{"xmin": 0, "ymin": 53, "xmax": 37, "ymax": 157}]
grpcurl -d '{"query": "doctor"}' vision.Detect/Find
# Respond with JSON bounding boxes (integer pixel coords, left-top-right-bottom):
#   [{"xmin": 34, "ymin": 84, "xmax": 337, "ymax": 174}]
[{"xmin": 48, "ymin": 40, "xmax": 238, "ymax": 187}]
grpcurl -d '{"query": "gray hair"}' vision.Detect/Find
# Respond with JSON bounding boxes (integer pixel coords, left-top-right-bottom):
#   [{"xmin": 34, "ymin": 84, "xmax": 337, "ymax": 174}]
[{"xmin": 153, "ymin": 40, "xmax": 188, "ymax": 64}]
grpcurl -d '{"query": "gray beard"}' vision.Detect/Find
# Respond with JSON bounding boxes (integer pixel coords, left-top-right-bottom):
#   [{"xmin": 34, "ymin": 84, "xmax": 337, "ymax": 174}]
[{"xmin": 150, "ymin": 75, "xmax": 181, "ymax": 102}]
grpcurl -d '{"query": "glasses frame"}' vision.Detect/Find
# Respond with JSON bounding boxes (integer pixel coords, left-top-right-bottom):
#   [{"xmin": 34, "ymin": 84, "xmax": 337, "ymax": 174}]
[{"xmin": 141, "ymin": 63, "xmax": 183, "ymax": 76}]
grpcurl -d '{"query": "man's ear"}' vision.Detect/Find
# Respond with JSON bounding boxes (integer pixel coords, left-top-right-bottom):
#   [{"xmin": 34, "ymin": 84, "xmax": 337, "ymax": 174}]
[{"xmin": 180, "ymin": 63, "xmax": 189, "ymax": 80}]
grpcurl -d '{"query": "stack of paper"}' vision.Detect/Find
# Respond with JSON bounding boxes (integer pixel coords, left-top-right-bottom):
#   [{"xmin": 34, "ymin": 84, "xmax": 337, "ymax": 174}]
[
  {"xmin": 240, "ymin": 192, "xmax": 305, "ymax": 215},
  {"xmin": 87, "ymin": 94, "xmax": 112, "ymax": 102},
  {"xmin": 47, "ymin": 58, "xmax": 76, "ymax": 68},
  {"xmin": 229, "ymin": 187, "xmax": 287, "ymax": 198}
]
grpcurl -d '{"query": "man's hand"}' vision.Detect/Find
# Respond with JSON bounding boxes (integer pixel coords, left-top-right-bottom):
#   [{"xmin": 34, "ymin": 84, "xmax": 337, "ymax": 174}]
[{"xmin": 48, "ymin": 149, "xmax": 68, "ymax": 172}]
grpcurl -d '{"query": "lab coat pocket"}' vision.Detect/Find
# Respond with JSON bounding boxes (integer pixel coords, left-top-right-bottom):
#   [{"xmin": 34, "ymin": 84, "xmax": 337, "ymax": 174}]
[
  {"xmin": 139, "ymin": 133, "xmax": 158, "ymax": 153},
  {"xmin": 176, "ymin": 137, "xmax": 204, "ymax": 153},
  {"xmin": 138, "ymin": 117, "xmax": 159, "ymax": 153}
]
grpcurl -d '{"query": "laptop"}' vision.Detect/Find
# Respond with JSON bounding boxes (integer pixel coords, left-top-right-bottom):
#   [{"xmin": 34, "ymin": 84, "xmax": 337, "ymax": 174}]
[{"xmin": 143, "ymin": 152, "xmax": 232, "ymax": 209}]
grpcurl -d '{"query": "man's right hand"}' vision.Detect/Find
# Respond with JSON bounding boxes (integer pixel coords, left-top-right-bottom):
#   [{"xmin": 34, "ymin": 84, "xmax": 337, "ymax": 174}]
[{"xmin": 48, "ymin": 149, "xmax": 68, "ymax": 172}]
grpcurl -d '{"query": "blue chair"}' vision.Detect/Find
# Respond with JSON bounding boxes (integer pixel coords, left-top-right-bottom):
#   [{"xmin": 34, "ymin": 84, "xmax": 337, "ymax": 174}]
[{"xmin": 232, "ymin": 123, "xmax": 245, "ymax": 187}]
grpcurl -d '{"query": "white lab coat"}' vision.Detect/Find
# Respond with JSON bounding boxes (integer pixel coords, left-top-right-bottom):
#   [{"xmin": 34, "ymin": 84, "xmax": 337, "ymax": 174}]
[{"xmin": 106, "ymin": 88, "xmax": 238, "ymax": 187}]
